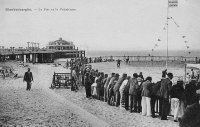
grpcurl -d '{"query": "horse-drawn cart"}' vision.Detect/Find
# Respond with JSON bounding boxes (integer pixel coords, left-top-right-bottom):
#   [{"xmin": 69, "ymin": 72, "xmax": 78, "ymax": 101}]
[{"xmin": 50, "ymin": 72, "xmax": 72, "ymax": 88}]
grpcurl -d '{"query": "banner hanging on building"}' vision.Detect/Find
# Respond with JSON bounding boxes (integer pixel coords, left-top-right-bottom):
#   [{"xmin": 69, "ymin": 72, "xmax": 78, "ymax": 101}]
[{"xmin": 168, "ymin": 0, "xmax": 178, "ymax": 7}]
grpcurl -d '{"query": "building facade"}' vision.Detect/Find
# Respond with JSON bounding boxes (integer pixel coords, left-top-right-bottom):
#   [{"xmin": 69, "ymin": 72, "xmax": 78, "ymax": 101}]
[
  {"xmin": 46, "ymin": 37, "xmax": 75, "ymax": 50},
  {"xmin": 46, "ymin": 38, "xmax": 85, "ymax": 59}
]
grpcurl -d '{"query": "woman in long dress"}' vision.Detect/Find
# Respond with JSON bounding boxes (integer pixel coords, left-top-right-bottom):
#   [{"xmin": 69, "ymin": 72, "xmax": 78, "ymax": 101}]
[
  {"xmin": 141, "ymin": 77, "xmax": 152, "ymax": 117},
  {"xmin": 170, "ymin": 79, "xmax": 185, "ymax": 122},
  {"xmin": 91, "ymin": 72, "xmax": 99, "ymax": 98}
]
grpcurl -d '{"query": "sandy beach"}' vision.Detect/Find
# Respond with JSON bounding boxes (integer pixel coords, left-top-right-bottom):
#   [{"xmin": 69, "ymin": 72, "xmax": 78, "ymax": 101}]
[{"xmin": 0, "ymin": 61, "xmax": 180, "ymax": 127}]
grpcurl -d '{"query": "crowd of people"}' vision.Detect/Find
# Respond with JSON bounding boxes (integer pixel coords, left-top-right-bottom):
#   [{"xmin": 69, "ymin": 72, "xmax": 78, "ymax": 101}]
[
  {"xmin": 78, "ymin": 68, "xmax": 199, "ymax": 126},
  {"xmin": 68, "ymin": 59, "xmax": 200, "ymax": 127}
]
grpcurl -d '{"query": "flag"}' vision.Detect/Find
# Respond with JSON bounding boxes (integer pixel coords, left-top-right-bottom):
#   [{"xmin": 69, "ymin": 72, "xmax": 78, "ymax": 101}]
[{"xmin": 168, "ymin": 0, "xmax": 178, "ymax": 7}]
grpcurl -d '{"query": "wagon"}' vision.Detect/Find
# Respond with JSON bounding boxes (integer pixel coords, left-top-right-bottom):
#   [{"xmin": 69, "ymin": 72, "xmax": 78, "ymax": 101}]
[{"xmin": 50, "ymin": 72, "xmax": 72, "ymax": 89}]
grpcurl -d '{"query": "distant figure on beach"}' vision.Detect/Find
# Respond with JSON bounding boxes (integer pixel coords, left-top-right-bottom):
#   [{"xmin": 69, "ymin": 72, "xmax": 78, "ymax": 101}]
[
  {"xmin": 117, "ymin": 59, "xmax": 121, "ymax": 68},
  {"xmin": 2, "ymin": 70, "xmax": 5, "ymax": 79},
  {"xmin": 126, "ymin": 56, "xmax": 129, "ymax": 64},
  {"xmin": 185, "ymin": 73, "xmax": 190, "ymax": 83},
  {"xmin": 23, "ymin": 68, "xmax": 33, "ymax": 91},
  {"xmin": 138, "ymin": 72, "xmax": 144, "ymax": 81},
  {"xmin": 190, "ymin": 69, "xmax": 195, "ymax": 80}
]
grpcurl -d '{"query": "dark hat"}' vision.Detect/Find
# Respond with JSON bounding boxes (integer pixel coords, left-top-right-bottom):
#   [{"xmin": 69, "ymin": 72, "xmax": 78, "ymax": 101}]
[
  {"xmin": 133, "ymin": 73, "xmax": 138, "ymax": 78},
  {"xmin": 115, "ymin": 73, "xmax": 119, "ymax": 77},
  {"xmin": 167, "ymin": 72, "xmax": 173, "ymax": 79},
  {"xmin": 122, "ymin": 73, "xmax": 127, "ymax": 77}
]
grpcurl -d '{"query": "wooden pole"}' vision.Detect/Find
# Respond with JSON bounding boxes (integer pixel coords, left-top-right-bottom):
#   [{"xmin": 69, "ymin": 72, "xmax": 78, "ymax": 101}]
[{"xmin": 166, "ymin": 0, "xmax": 169, "ymax": 69}]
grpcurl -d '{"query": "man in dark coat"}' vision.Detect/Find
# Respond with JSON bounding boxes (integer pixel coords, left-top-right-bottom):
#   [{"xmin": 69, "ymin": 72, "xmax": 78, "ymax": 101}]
[
  {"xmin": 84, "ymin": 72, "xmax": 91, "ymax": 98},
  {"xmin": 23, "ymin": 68, "xmax": 33, "ymax": 91},
  {"xmin": 129, "ymin": 73, "xmax": 139, "ymax": 112},
  {"xmin": 150, "ymin": 81, "xmax": 161, "ymax": 118},
  {"xmin": 179, "ymin": 97, "xmax": 200, "ymax": 127},
  {"xmin": 184, "ymin": 80, "xmax": 198, "ymax": 107},
  {"xmin": 159, "ymin": 72, "xmax": 173, "ymax": 120},
  {"xmin": 96, "ymin": 72, "xmax": 104, "ymax": 100}
]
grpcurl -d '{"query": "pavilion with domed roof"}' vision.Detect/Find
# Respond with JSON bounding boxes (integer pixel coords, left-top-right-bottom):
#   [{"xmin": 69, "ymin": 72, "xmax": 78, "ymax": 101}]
[{"xmin": 46, "ymin": 37, "xmax": 85, "ymax": 59}]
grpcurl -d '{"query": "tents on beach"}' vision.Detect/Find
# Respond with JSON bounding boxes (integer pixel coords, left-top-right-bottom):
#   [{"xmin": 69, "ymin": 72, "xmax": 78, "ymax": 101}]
[{"xmin": 186, "ymin": 64, "xmax": 200, "ymax": 70}]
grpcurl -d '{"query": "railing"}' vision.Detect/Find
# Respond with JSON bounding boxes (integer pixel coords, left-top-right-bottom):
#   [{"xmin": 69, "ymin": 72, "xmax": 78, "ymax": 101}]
[
  {"xmin": 86, "ymin": 56, "xmax": 200, "ymax": 64},
  {"xmin": 0, "ymin": 48, "xmax": 84, "ymax": 55}
]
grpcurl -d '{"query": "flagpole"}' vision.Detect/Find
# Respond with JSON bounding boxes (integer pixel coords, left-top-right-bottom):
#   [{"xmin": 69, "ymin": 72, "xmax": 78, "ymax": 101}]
[{"xmin": 166, "ymin": 0, "xmax": 169, "ymax": 69}]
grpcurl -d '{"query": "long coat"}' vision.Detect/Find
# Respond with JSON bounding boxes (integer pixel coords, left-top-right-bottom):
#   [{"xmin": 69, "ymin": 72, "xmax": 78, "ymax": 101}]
[
  {"xmin": 113, "ymin": 77, "xmax": 125, "ymax": 93},
  {"xmin": 84, "ymin": 75, "xmax": 91, "ymax": 89},
  {"xmin": 104, "ymin": 76, "xmax": 112, "ymax": 89},
  {"xmin": 141, "ymin": 80, "xmax": 152, "ymax": 97},
  {"xmin": 170, "ymin": 82, "xmax": 184, "ymax": 99},
  {"xmin": 159, "ymin": 78, "xmax": 172, "ymax": 99},
  {"xmin": 129, "ymin": 78, "xmax": 139, "ymax": 95},
  {"xmin": 23, "ymin": 72, "xmax": 33, "ymax": 82},
  {"xmin": 180, "ymin": 103, "xmax": 200, "ymax": 127},
  {"xmin": 184, "ymin": 81, "xmax": 198, "ymax": 106}
]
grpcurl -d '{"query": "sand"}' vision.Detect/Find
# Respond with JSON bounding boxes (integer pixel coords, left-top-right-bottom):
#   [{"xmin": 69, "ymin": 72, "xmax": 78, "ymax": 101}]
[{"xmin": 0, "ymin": 61, "xmax": 180, "ymax": 127}]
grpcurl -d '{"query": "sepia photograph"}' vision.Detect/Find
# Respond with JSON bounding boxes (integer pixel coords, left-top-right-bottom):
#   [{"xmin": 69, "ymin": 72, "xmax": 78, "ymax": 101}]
[{"xmin": 0, "ymin": 0, "xmax": 200, "ymax": 127}]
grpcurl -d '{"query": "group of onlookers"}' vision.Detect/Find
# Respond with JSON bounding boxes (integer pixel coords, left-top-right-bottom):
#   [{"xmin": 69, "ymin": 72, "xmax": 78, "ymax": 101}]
[{"xmin": 81, "ymin": 68, "xmax": 200, "ymax": 126}]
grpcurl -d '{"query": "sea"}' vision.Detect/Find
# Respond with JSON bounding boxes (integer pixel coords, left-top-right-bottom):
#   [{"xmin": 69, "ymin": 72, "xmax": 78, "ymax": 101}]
[{"xmin": 85, "ymin": 50, "xmax": 200, "ymax": 58}]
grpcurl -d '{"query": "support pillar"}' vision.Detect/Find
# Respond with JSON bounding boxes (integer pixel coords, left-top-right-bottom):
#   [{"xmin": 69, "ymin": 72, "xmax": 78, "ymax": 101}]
[
  {"xmin": 51, "ymin": 54, "xmax": 53, "ymax": 62},
  {"xmin": 42, "ymin": 54, "xmax": 44, "ymax": 63},
  {"xmin": 19, "ymin": 55, "xmax": 22, "ymax": 61},
  {"xmin": 36, "ymin": 54, "xmax": 38, "ymax": 63},
  {"xmin": 30, "ymin": 54, "xmax": 33, "ymax": 62},
  {"xmin": 32, "ymin": 54, "xmax": 35, "ymax": 63},
  {"xmin": 24, "ymin": 55, "xmax": 26, "ymax": 63}
]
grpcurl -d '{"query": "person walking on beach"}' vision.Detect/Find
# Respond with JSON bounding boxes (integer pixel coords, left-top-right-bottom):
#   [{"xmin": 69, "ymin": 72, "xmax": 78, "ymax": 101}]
[
  {"xmin": 117, "ymin": 59, "xmax": 121, "ymax": 68},
  {"xmin": 126, "ymin": 56, "xmax": 129, "ymax": 64},
  {"xmin": 23, "ymin": 68, "xmax": 33, "ymax": 91}
]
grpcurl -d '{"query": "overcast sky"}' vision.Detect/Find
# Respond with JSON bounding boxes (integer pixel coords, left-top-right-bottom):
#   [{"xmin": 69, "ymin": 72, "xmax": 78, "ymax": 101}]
[{"xmin": 0, "ymin": 0, "xmax": 200, "ymax": 51}]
